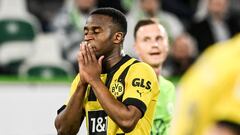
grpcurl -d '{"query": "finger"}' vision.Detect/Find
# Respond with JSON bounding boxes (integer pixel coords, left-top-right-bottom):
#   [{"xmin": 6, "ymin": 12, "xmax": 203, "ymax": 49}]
[
  {"xmin": 98, "ymin": 55, "xmax": 105, "ymax": 67},
  {"xmin": 79, "ymin": 43, "xmax": 82, "ymax": 60},
  {"xmin": 85, "ymin": 43, "xmax": 93, "ymax": 62},
  {"xmin": 80, "ymin": 43, "xmax": 87, "ymax": 64},
  {"xmin": 82, "ymin": 44, "xmax": 88, "ymax": 64},
  {"xmin": 88, "ymin": 44, "xmax": 97, "ymax": 62},
  {"xmin": 79, "ymin": 42, "xmax": 84, "ymax": 51},
  {"xmin": 78, "ymin": 51, "xmax": 85, "ymax": 65}
]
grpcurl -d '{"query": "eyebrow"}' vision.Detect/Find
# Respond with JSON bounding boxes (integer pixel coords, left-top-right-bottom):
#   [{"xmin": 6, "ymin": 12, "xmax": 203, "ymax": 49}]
[
  {"xmin": 84, "ymin": 26, "xmax": 102, "ymax": 30},
  {"xmin": 143, "ymin": 36, "xmax": 151, "ymax": 40},
  {"xmin": 156, "ymin": 35, "xmax": 163, "ymax": 39}
]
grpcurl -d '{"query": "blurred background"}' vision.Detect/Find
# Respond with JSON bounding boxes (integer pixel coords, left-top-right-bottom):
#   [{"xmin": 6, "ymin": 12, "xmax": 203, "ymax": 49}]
[{"xmin": 0, "ymin": 0, "xmax": 239, "ymax": 134}]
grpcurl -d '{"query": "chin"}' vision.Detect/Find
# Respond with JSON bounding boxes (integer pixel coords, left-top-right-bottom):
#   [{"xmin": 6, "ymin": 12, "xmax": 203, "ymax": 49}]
[
  {"xmin": 151, "ymin": 63, "xmax": 161, "ymax": 67},
  {"xmin": 147, "ymin": 61, "xmax": 160, "ymax": 67}
]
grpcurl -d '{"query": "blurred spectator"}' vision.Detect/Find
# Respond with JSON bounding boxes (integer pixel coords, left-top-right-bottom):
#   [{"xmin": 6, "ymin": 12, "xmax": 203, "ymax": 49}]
[
  {"xmin": 194, "ymin": 0, "xmax": 208, "ymax": 22},
  {"xmin": 161, "ymin": 0, "xmax": 199, "ymax": 26},
  {"xmin": 163, "ymin": 33, "xmax": 198, "ymax": 77},
  {"xmin": 27, "ymin": 0, "xmax": 64, "ymax": 32},
  {"xmin": 194, "ymin": 0, "xmax": 240, "ymax": 22},
  {"xmin": 120, "ymin": 0, "xmax": 134, "ymax": 14},
  {"xmin": 229, "ymin": 0, "xmax": 240, "ymax": 15},
  {"xmin": 51, "ymin": 0, "xmax": 97, "ymax": 73},
  {"xmin": 123, "ymin": 0, "xmax": 184, "ymax": 58},
  {"xmin": 187, "ymin": 0, "xmax": 240, "ymax": 55},
  {"xmin": 97, "ymin": 0, "xmax": 127, "ymax": 14},
  {"xmin": 170, "ymin": 34, "xmax": 240, "ymax": 135}
]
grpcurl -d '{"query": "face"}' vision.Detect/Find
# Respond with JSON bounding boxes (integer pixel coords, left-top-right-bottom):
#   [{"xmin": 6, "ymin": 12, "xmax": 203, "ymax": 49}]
[
  {"xmin": 172, "ymin": 35, "xmax": 193, "ymax": 60},
  {"xmin": 134, "ymin": 23, "xmax": 169, "ymax": 67},
  {"xmin": 140, "ymin": 0, "xmax": 159, "ymax": 17},
  {"xmin": 75, "ymin": 0, "xmax": 96, "ymax": 10},
  {"xmin": 208, "ymin": 0, "xmax": 228, "ymax": 17},
  {"xmin": 84, "ymin": 14, "xmax": 115, "ymax": 58}
]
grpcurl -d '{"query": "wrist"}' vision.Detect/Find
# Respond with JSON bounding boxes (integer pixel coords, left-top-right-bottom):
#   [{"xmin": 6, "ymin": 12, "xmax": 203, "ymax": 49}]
[
  {"xmin": 77, "ymin": 81, "xmax": 88, "ymax": 90},
  {"xmin": 88, "ymin": 77, "xmax": 102, "ymax": 86}
]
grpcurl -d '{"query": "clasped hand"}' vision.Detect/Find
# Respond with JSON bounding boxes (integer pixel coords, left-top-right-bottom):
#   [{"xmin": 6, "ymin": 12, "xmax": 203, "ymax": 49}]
[{"xmin": 77, "ymin": 42, "xmax": 104, "ymax": 85}]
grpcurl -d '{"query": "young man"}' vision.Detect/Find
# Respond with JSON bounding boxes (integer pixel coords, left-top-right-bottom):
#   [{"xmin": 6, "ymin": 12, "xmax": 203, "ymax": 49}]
[
  {"xmin": 55, "ymin": 8, "xmax": 159, "ymax": 135},
  {"xmin": 133, "ymin": 19, "xmax": 175, "ymax": 135}
]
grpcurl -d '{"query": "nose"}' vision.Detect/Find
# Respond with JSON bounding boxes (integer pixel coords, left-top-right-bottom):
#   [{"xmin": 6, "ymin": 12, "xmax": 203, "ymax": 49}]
[
  {"xmin": 84, "ymin": 34, "xmax": 94, "ymax": 41},
  {"xmin": 152, "ymin": 41, "xmax": 159, "ymax": 48}
]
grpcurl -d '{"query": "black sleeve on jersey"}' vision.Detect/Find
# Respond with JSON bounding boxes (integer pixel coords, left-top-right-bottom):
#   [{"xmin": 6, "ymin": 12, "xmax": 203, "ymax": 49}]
[
  {"xmin": 123, "ymin": 98, "xmax": 147, "ymax": 118},
  {"xmin": 57, "ymin": 105, "xmax": 66, "ymax": 114}
]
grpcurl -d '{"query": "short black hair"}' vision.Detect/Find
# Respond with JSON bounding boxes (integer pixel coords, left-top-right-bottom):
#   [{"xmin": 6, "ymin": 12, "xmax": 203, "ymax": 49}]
[
  {"xmin": 134, "ymin": 19, "xmax": 156, "ymax": 39},
  {"xmin": 90, "ymin": 7, "xmax": 127, "ymax": 37}
]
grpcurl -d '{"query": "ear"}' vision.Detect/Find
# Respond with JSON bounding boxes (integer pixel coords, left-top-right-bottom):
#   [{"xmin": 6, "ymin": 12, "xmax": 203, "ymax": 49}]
[{"xmin": 113, "ymin": 32, "xmax": 124, "ymax": 44}]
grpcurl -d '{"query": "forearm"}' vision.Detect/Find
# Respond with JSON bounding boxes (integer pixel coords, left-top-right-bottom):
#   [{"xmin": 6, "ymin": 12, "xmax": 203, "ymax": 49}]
[
  {"xmin": 90, "ymin": 79, "xmax": 140, "ymax": 132},
  {"xmin": 55, "ymin": 83, "xmax": 87, "ymax": 135}
]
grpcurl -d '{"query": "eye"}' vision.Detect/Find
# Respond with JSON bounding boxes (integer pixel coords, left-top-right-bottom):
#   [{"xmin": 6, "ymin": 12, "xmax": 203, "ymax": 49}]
[
  {"xmin": 84, "ymin": 29, "xmax": 88, "ymax": 35},
  {"xmin": 143, "ymin": 37, "xmax": 150, "ymax": 42},
  {"xmin": 93, "ymin": 28, "xmax": 100, "ymax": 34}
]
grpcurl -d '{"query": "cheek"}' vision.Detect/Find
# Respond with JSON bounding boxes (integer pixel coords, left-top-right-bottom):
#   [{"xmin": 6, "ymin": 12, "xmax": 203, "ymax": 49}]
[
  {"xmin": 164, "ymin": 47, "xmax": 169, "ymax": 54},
  {"xmin": 161, "ymin": 46, "xmax": 169, "ymax": 58},
  {"xmin": 159, "ymin": 43, "xmax": 169, "ymax": 52},
  {"xmin": 136, "ymin": 47, "xmax": 148, "ymax": 58},
  {"xmin": 136, "ymin": 43, "xmax": 147, "ymax": 52},
  {"xmin": 96, "ymin": 36, "xmax": 112, "ymax": 47}
]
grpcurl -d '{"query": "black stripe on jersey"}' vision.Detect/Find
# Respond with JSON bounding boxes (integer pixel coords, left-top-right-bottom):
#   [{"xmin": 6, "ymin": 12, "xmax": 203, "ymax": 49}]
[
  {"xmin": 57, "ymin": 105, "xmax": 66, "ymax": 114},
  {"xmin": 117, "ymin": 60, "xmax": 139, "ymax": 101},
  {"xmin": 123, "ymin": 98, "xmax": 147, "ymax": 118},
  {"xmin": 88, "ymin": 55, "xmax": 131, "ymax": 101},
  {"xmin": 88, "ymin": 87, "xmax": 97, "ymax": 101},
  {"xmin": 105, "ymin": 55, "xmax": 132, "ymax": 88},
  {"xmin": 88, "ymin": 55, "xmax": 132, "ymax": 101},
  {"xmin": 104, "ymin": 55, "xmax": 132, "ymax": 74}
]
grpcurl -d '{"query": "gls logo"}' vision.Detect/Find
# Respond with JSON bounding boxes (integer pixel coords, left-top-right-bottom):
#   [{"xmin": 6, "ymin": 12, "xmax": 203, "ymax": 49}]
[{"xmin": 132, "ymin": 78, "xmax": 152, "ymax": 90}]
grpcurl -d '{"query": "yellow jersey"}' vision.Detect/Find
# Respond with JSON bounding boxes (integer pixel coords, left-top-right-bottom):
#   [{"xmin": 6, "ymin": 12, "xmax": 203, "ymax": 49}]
[
  {"xmin": 62, "ymin": 55, "xmax": 159, "ymax": 135},
  {"xmin": 170, "ymin": 34, "xmax": 240, "ymax": 135}
]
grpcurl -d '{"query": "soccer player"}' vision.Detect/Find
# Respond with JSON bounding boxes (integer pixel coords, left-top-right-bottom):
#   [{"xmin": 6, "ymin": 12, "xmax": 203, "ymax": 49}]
[
  {"xmin": 170, "ymin": 34, "xmax": 240, "ymax": 135},
  {"xmin": 55, "ymin": 8, "xmax": 159, "ymax": 135},
  {"xmin": 133, "ymin": 19, "xmax": 176, "ymax": 135}
]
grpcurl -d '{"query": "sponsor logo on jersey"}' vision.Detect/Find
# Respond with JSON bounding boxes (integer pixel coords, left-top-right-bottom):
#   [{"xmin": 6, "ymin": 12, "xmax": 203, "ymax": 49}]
[
  {"xmin": 88, "ymin": 110, "xmax": 107, "ymax": 134},
  {"xmin": 110, "ymin": 81, "xmax": 124, "ymax": 97},
  {"xmin": 132, "ymin": 78, "xmax": 152, "ymax": 90}
]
